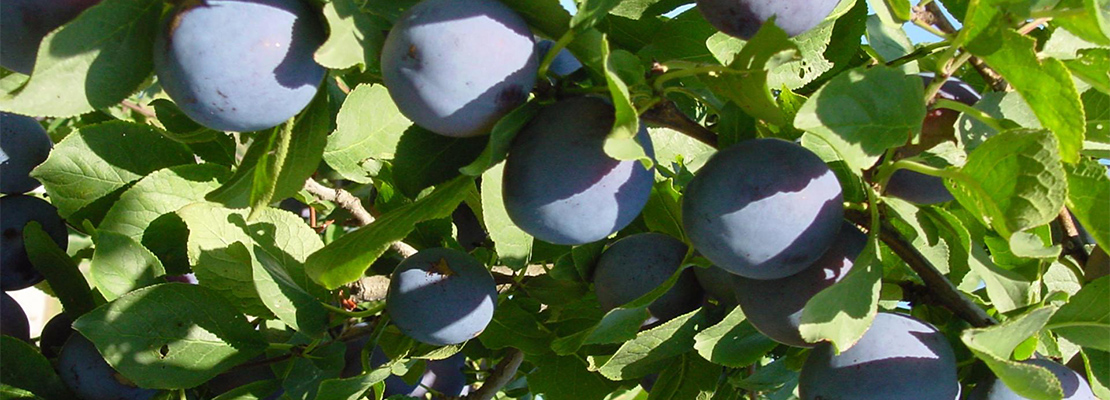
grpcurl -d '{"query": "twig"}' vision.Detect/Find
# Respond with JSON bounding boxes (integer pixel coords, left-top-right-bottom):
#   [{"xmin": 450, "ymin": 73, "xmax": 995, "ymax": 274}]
[
  {"xmin": 1057, "ymin": 208, "xmax": 1090, "ymax": 267},
  {"xmin": 922, "ymin": 2, "xmax": 1009, "ymax": 92},
  {"xmin": 845, "ymin": 209, "xmax": 998, "ymax": 327},
  {"xmin": 120, "ymin": 100, "xmax": 156, "ymax": 119},
  {"xmin": 641, "ymin": 100, "xmax": 718, "ymax": 147},
  {"xmin": 466, "ymin": 348, "xmax": 525, "ymax": 400},
  {"xmin": 303, "ymin": 178, "xmax": 418, "ymax": 257}
]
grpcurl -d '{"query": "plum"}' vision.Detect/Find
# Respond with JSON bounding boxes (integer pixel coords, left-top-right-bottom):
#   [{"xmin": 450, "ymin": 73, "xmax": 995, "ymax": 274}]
[
  {"xmin": 342, "ymin": 339, "xmax": 469, "ymax": 398},
  {"xmin": 536, "ymin": 39, "xmax": 583, "ymax": 77},
  {"xmin": 693, "ymin": 265, "xmax": 739, "ymax": 308},
  {"xmin": 970, "ymin": 358, "xmax": 1096, "ymax": 400},
  {"xmin": 153, "ymin": 0, "xmax": 326, "ymax": 132},
  {"xmin": 386, "ymin": 248, "xmax": 497, "ymax": 346},
  {"xmin": 56, "ymin": 334, "xmax": 157, "ymax": 400},
  {"xmin": 683, "ymin": 138, "xmax": 843, "ymax": 280},
  {"xmin": 381, "ymin": 0, "xmax": 538, "ymax": 137},
  {"xmin": 502, "ymin": 97, "xmax": 655, "ymax": 245},
  {"xmin": 1, "ymin": 292, "xmax": 30, "ymax": 342},
  {"xmin": 1, "ymin": 112, "xmax": 52, "ymax": 194},
  {"xmin": 2, "ymin": 195, "xmax": 68, "ymax": 291},
  {"xmin": 884, "ymin": 73, "xmax": 981, "ymax": 205},
  {"xmin": 593, "ymin": 233, "xmax": 705, "ymax": 326},
  {"xmin": 799, "ymin": 312, "xmax": 960, "ymax": 400},
  {"xmin": 39, "ymin": 312, "xmax": 73, "ymax": 359},
  {"xmin": 0, "ymin": 0, "xmax": 101, "ymax": 74},
  {"xmin": 734, "ymin": 222, "xmax": 864, "ymax": 347},
  {"xmin": 696, "ymin": 0, "xmax": 840, "ymax": 40}
]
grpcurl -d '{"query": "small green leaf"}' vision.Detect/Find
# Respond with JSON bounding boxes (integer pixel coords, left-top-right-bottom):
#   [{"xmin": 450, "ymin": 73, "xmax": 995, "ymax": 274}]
[
  {"xmin": 599, "ymin": 309, "xmax": 709, "ymax": 380},
  {"xmin": 799, "ymin": 234, "xmax": 882, "ymax": 351},
  {"xmin": 694, "ymin": 306, "xmax": 779, "ymax": 368},
  {"xmin": 647, "ymin": 354, "xmax": 721, "ymax": 400},
  {"xmin": 961, "ymin": 307, "xmax": 1062, "ymax": 400},
  {"xmin": 314, "ymin": 367, "xmax": 392, "ymax": 400},
  {"xmin": 641, "ymin": 181, "xmax": 685, "ymax": 242},
  {"xmin": 599, "ymin": 41, "xmax": 649, "ymax": 164},
  {"xmin": 262, "ymin": 91, "xmax": 332, "ymax": 212},
  {"xmin": 460, "ymin": 101, "xmax": 540, "ymax": 176},
  {"xmin": 1065, "ymin": 48, "xmax": 1110, "ymax": 94},
  {"xmin": 90, "ymin": 231, "xmax": 166, "ymax": 301},
  {"xmin": 570, "ymin": 0, "xmax": 623, "ymax": 31},
  {"xmin": 73, "ymin": 283, "xmax": 270, "ymax": 389},
  {"xmin": 149, "ymin": 99, "xmax": 221, "ymax": 143},
  {"xmin": 480, "ymin": 163, "xmax": 532, "ymax": 269},
  {"xmin": 306, "ymin": 176, "xmax": 474, "ymax": 289},
  {"xmin": 315, "ymin": 0, "xmax": 387, "ymax": 71},
  {"xmin": 704, "ymin": 21, "xmax": 799, "ymax": 126},
  {"xmin": 865, "ymin": 15, "xmax": 915, "ymax": 64},
  {"xmin": 0, "ymin": 337, "xmax": 73, "ymax": 400},
  {"xmin": 99, "ymin": 164, "xmax": 230, "ymax": 239},
  {"xmin": 323, "ymin": 84, "xmax": 411, "ymax": 183},
  {"xmin": 1064, "ymin": 157, "xmax": 1110, "ymax": 247},
  {"xmin": 478, "ymin": 297, "xmax": 556, "ymax": 355},
  {"xmin": 251, "ymin": 244, "xmax": 329, "ymax": 338},
  {"xmin": 1048, "ymin": 277, "xmax": 1110, "ymax": 351},
  {"xmin": 24, "ymin": 222, "xmax": 97, "ymax": 318}
]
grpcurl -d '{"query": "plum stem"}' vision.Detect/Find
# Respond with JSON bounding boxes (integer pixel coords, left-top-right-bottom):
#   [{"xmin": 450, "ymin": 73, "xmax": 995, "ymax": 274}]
[
  {"xmin": 932, "ymin": 99, "xmax": 1009, "ymax": 132},
  {"xmin": 1056, "ymin": 208, "xmax": 1091, "ymax": 267},
  {"xmin": 641, "ymin": 100, "xmax": 718, "ymax": 147},
  {"xmin": 322, "ymin": 301, "xmax": 385, "ymax": 318},
  {"xmin": 885, "ymin": 40, "xmax": 951, "ymax": 67},
  {"xmin": 651, "ymin": 65, "xmax": 740, "ymax": 93}
]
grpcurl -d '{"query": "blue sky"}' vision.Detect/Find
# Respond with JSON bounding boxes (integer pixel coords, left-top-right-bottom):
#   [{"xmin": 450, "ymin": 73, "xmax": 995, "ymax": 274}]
[{"xmin": 556, "ymin": 0, "xmax": 944, "ymax": 44}]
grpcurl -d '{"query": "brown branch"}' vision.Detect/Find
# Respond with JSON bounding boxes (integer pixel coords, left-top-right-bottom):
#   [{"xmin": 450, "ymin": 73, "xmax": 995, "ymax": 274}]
[
  {"xmin": 641, "ymin": 100, "xmax": 718, "ymax": 148},
  {"xmin": 303, "ymin": 178, "xmax": 418, "ymax": 258},
  {"xmin": 466, "ymin": 348, "xmax": 525, "ymax": 400},
  {"xmin": 1057, "ymin": 208, "xmax": 1090, "ymax": 267},
  {"xmin": 846, "ymin": 209, "xmax": 998, "ymax": 328},
  {"xmin": 120, "ymin": 100, "xmax": 156, "ymax": 119}
]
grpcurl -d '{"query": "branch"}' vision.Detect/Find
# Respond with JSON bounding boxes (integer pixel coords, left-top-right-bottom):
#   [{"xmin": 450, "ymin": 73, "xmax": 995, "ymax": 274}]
[
  {"xmin": 641, "ymin": 100, "xmax": 718, "ymax": 147},
  {"xmin": 846, "ymin": 209, "xmax": 998, "ymax": 327},
  {"xmin": 466, "ymin": 348, "xmax": 525, "ymax": 400},
  {"xmin": 922, "ymin": 2, "xmax": 1010, "ymax": 92},
  {"xmin": 120, "ymin": 100, "xmax": 156, "ymax": 119},
  {"xmin": 303, "ymin": 178, "xmax": 418, "ymax": 258},
  {"xmin": 1057, "ymin": 208, "xmax": 1090, "ymax": 267}
]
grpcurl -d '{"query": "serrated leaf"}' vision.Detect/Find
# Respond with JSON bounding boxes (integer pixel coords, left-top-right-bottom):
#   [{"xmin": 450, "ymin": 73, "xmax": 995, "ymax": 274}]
[
  {"xmin": 99, "ymin": 164, "xmax": 230, "ymax": 239},
  {"xmin": 30, "ymin": 121, "xmax": 195, "ymax": 219},
  {"xmin": 250, "ymin": 91, "xmax": 331, "ymax": 216},
  {"xmin": 1065, "ymin": 157, "xmax": 1110, "ymax": 247},
  {"xmin": 641, "ymin": 181, "xmax": 685, "ymax": 242},
  {"xmin": 149, "ymin": 99, "xmax": 221, "ymax": 143},
  {"xmin": 0, "ymin": 0, "xmax": 160, "ymax": 117},
  {"xmin": 599, "ymin": 309, "xmax": 708, "ymax": 380},
  {"xmin": 323, "ymin": 84, "xmax": 411, "ymax": 183},
  {"xmin": 599, "ymin": 42, "xmax": 649, "ymax": 164},
  {"xmin": 948, "ymin": 129, "xmax": 1067, "ymax": 239},
  {"xmin": 480, "ymin": 163, "xmax": 532, "ymax": 269},
  {"xmin": 250, "ymin": 244, "xmax": 328, "ymax": 338},
  {"xmin": 703, "ymin": 21, "xmax": 799, "ymax": 126},
  {"xmin": 794, "ymin": 66, "xmax": 925, "ymax": 172},
  {"xmin": 1055, "ymin": 0, "xmax": 1110, "ymax": 46},
  {"xmin": 24, "ymin": 222, "xmax": 97, "ymax": 318},
  {"xmin": 1066, "ymin": 49, "xmax": 1110, "ymax": 94},
  {"xmin": 392, "ymin": 125, "xmax": 487, "ymax": 199},
  {"xmin": 1047, "ymin": 277, "xmax": 1110, "ymax": 351},
  {"xmin": 0, "ymin": 337, "xmax": 72, "ymax": 400},
  {"xmin": 315, "ymin": 0, "xmax": 387, "ymax": 71},
  {"xmin": 798, "ymin": 234, "xmax": 882, "ymax": 351},
  {"xmin": 865, "ymin": 15, "xmax": 915, "ymax": 64},
  {"xmin": 694, "ymin": 306, "xmax": 779, "ymax": 368},
  {"xmin": 314, "ymin": 367, "xmax": 392, "ymax": 400},
  {"xmin": 647, "ymin": 354, "xmax": 721, "ymax": 400},
  {"xmin": 961, "ymin": 307, "xmax": 1063, "ymax": 400},
  {"xmin": 478, "ymin": 297, "xmax": 555, "ymax": 355},
  {"xmin": 1081, "ymin": 349, "xmax": 1110, "ymax": 399},
  {"xmin": 90, "ymin": 231, "xmax": 166, "ymax": 301},
  {"xmin": 306, "ymin": 176, "xmax": 474, "ymax": 289},
  {"xmin": 73, "ymin": 283, "xmax": 269, "ymax": 389}
]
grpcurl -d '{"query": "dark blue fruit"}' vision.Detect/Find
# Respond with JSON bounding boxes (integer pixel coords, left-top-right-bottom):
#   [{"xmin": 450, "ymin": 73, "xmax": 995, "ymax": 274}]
[
  {"xmin": 503, "ymin": 97, "xmax": 655, "ymax": 245},
  {"xmin": 696, "ymin": 0, "xmax": 840, "ymax": 39},
  {"xmin": 693, "ymin": 265, "xmax": 739, "ymax": 308},
  {"xmin": 593, "ymin": 233, "xmax": 705, "ymax": 326},
  {"xmin": 0, "ymin": 0, "xmax": 101, "ymax": 74},
  {"xmin": 884, "ymin": 74, "xmax": 981, "ymax": 205},
  {"xmin": 57, "ymin": 334, "xmax": 157, "ymax": 400},
  {"xmin": 39, "ymin": 312, "xmax": 73, "ymax": 359},
  {"xmin": 734, "ymin": 222, "xmax": 865, "ymax": 347},
  {"xmin": 381, "ymin": 0, "xmax": 538, "ymax": 137},
  {"xmin": 799, "ymin": 313, "xmax": 960, "ymax": 400},
  {"xmin": 683, "ymin": 138, "xmax": 843, "ymax": 280},
  {"xmin": 153, "ymin": 0, "xmax": 326, "ymax": 132},
  {"xmin": 1, "ymin": 112, "xmax": 52, "ymax": 194},
  {"xmin": 970, "ymin": 358, "xmax": 1096, "ymax": 400},
  {"xmin": 386, "ymin": 248, "xmax": 497, "ymax": 345},
  {"xmin": 2, "ymin": 195, "xmax": 68, "ymax": 291},
  {"xmin": 1, "ymin": 292, "xmax": 30, "ymax": 342},
  {"xmin": 536, "ymin": 39, "xmax": 582, "ymax": 77},
  {"xmin": 343, "ymin": 340, "xmax": 470, "ymax": 398}
]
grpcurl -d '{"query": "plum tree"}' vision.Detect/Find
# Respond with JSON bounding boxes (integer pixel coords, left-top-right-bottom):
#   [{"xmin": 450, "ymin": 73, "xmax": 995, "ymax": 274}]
[
  {"xmin": 153, "ymin": 0, "xmax": 326, "ymax": 132},
  {"xmin": 56, "ymin": 334, "xmax": 157, "ymax": 400},
  {"xmin": 884, "ymin": 74, "xmax": 981, "ymax": 204},
  {"xmin": 1, "ymin": 195, "xmax": 68, "ymax": 291},
  {"xmin": 502, "ymin": 97, "xmax": 655, "ymax": 245},
  {"xmin": 536, "ymin": 39, "xmax": 583, "ymax": 77},
  {"xmin": 693, "ymin": 265, "xmax": 739, "ymax": 308},
  {"xmin": 593, "ymin": 233, "xmax": 705, "ymax": 326},
  {"xmin": 683, "ymin": 138, "xmax": 843, "ymax": 280},
  {"xmin": 381, "ymin": 0, "xmax": 537, "ymax": 137},
  {"xmin": 1, "ymin": 112, "xmax": 52, "ymax": 194},
  {"xmin": 0, "ymin": 0, "xmax": 101, "ymax": 74},
  {"xmin": 734, "ymin": 222, "xmax": 865, "ymax": 347},
  {"xmin": 1, "ymin": 292, "xmax": 30, "ymax": 342},
  {"xmin": 970, "ymin": 358, "xmax": 1096, "ymax": 400},
  {"xmin": 386, "ymin": 248, "xmax": 497, "ymax": 346},
  {"xmin": 343, "ymin": 340, "xmax": 470, "ymax": 398},
  {"xmin": 799, "ymin": 312, "xmax": 961, "ymax": 399},
  {"xmin": 38, "ymin": 312, "xmax": 73, "ymax": 359},
  {"xmin": 696, "ymin": 0, "xmax": 840, "ymax": 39}
]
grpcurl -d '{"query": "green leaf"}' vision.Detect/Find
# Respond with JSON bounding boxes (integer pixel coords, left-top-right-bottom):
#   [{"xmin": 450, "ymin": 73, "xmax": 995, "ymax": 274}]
[
  {"xmin": 958, "ymin": 91, "xmax": 1042, "ymax": 151},
  {"xmin": 570, "ymin": 0, "xmax": 623, "ymax": 31},
  {"xmin": 0, "ymin": 337, "xmax": 72, "ymax": 400},
  {"xmin": 641, "ymin": 180, "xmax": 685, "ymax": 242},
  {"xmin": 1047, "ymin": 276, "xmax": 1110, "ymax": 351},
  {"xmin": 1065, "ymin": 48, "xmax": 1110, "ymax": 94},
  {"xmin": 703, "ymin": 22, "xmax": 799, "ymax": 126},
  {"xmin": 694, "ymin": 306, "xmax": 779, "ymax": 368},
  {"xmin": 30, "ymin": 121, "xmax": 195, "ymax": 219},
  {"xmin": 392, "ymin": 125, "xmax": 487, "ymax": 199},
  {"xmin": 251, "ymin": 244, "xmax": 329, "ymax": 338},
  {"xmin": 0, "ymin": 0, "xmax": 160, "ymax": 117},
  {"xmin": 24, "ymin": 222, "xmax": 97, "ymax": 318},
  {"xmin": 640, "ymin": 10, "xmax": 719, "ymax": 65},
  {"xmin": 460, "ymin": 101, "xmax": 540, "ymax": 176},
  {"xmin": 599, "ymin": 309, "xmax": 709, "ymax": 380},
  {"xmin": 480, "ymin": 163, "xmax": 532, "ymax": 269},
  {"xmin": 149, "ymin": 99, "xmax": 221, "ymax": 143},
  {"xmin": 1064, "ymin": 157, "xmax": 1110, "ymax": 247},
  {"xmin": 251, "ymin": 91, "xmax": 331, "ymax": 216},
  {"xmin": 794, "ymin": 66, "xmax": 926, "ymax": 172},
  {"xmin": 211, "ymin": 379, "xmax": 282, "ymax": 400},
  {"xmin": 1054, "ymin": 0, "xmax": 1110, "ymax": 46},
  {"xmin": 479, "ymin": 297, "xmax": 556, "ymax": 355},
  {"xmin": 306, "ymin": 176, "xmax": 474, "ymax": 290},
  {"xmin": 281, "ymin": 341, "xmax": 346, "ymax": 400},
  {"xmin": 73, "ymin": 283, "xmax": 270, "ymax": 389},
  {"xmin": 968, "ymin": 244, "xmax": 1040, "ymax": 312},
  {"xmin": 965, "ymin": 14, "xmax": 1086, "ymax": 163},
  {"xmin": 323, "ymin": 84, "xmax": 411, "ymax": 183},
  {"xmin": 90, "ymin": 231, "xmax": 166, "ymax": 301},
  {"xmin": 528, "ymin": 353, "xmax": 619, "ymax": 400},
  {"xmin": 798, "ymin": 234, "xmax": 882, "ymax": 351},
  {"xmin": 0, "ymin": 385, "xmax": 43, "ymax": 400},
  {"xmin": 961, "ymin": 307, "xmax": 1063, "ymax": 400},
  {"xmin": 314, "ymin": 367, "xmax": 392, "ymax": 400},
  {"xmin": 1080, "ymin": 349, "xmax": 1110, "ymax": 399},
  {"xmin": 179, "ymin": 203, "xmax": 326, "ymax": 316},
  {"xmin": 315, "ymin": 0, "xmax": 387, "ymax": 71},
  {"xmin": 647, "ymin": 354, "xmax": 721, "ymax": 400},
  {"xmin": 599, "ymin": 42, "xmax": 649, "ymax": 164},
  {"xmin": 865, "ymin": 15, "xmax": 915, "ymax": 64},
  {"xmin": 948, "ymin": 129, "xmax": 1067, "ymax": 239},
  {"xmin": 99, "ymin": 164, "xmax": 230, "ymax": 239}
]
